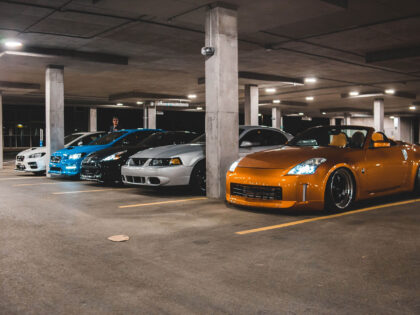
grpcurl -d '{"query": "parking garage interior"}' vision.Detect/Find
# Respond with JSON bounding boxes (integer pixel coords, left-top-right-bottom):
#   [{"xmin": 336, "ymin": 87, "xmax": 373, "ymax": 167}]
[{"xmin": 1, "ymin": 0, "xmax": 420, "ymax": 313}]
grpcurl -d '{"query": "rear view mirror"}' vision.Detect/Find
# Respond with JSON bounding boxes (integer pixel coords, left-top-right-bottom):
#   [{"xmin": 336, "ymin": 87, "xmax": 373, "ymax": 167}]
[{"xmin": 373, "ymin": 141, "xmax": 391, "ymax": 148}]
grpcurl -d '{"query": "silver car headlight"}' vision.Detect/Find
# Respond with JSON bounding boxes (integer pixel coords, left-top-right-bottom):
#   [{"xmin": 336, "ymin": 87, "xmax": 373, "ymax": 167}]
[
  {"xmin": 150, "ymin": 157, "xmax": 182, "ymax": 166},
  {"xmin": 287, "ymin": 158, "xmax": 327, "ymax": 175}
]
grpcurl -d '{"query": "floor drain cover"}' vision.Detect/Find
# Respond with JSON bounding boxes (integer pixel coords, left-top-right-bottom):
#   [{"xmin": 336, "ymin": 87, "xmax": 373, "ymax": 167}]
[{"xmin": 107, "ymin": 235, "xmax": 130, "ymax": 242}]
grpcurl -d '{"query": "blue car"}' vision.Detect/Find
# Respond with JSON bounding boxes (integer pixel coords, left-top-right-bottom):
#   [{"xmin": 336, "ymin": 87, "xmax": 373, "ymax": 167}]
[{"xmin": 49, "ymin": 129, "xmax": 160, "ymax": 176}]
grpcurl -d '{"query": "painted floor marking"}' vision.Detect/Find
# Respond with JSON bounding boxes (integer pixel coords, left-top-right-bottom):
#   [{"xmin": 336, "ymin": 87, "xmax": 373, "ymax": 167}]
[
  {"xmin": 53, "ymin": 189, "xmax": 120, "ymax": 195},
  {"xmin": 119, "ymin": 197, "xmax": 208, "ymax": 208},
  {"xmin": 13, "ymin": 182, "xmax": 56, "ymax": 187},
  {"xmin": 236, "ymin": 198, "xmax": 420, "ymax": 235},
  {"xmin": 0, "ymin": 177, "xmax": 41, "ymax": 181}
]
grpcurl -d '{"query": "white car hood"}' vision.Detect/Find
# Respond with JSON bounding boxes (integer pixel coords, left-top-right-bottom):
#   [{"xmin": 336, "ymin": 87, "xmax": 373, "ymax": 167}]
[
  {"xmin": 18, "ymin": 147, "xmax": 47, "ymax": 157},
  {"xmin": 131, "ymin": 143, "xmax": 204, "ymax": 159}
]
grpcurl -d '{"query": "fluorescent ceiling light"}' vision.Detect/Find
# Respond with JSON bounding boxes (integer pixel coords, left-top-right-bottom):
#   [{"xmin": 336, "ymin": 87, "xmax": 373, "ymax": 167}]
[
  {"xmin": 349, "ymin": 91, "xmax": 359, "ymax": 96},
  {"xmin": 390, "ymin": 116, "xmax": 395, "ymax": 119},
  {"xmin": 136, "ymin": 101, "xmax": 143, "ymax": 105},
  {"xmin": 258, "ymin": 113, "xmax": 262, "ymax": 117},
  {"xmin": 409, "ymin": 106, "xmax": 416, "ymax": 110},
  {"xmin": 116, "ymin": 103, "xmax": 123, "ymax": 106},
  {"xmin": 304, "ymin": 77, "xmax": 317, "ymax": 83},
  {"xmin": 385, "ymin": 89, "xmax": 395, "ymax": 95},
  {"xmin": 299, "ymin": 112, "xmax": 304, "ymax": 116},
  {"xmin": 265, "ymin": 88, "xmax": 276, "ymax": 93},
  {"xmin": 4, "ymin": 40, "xmax": 22, "ymax": 48},
  {"xmin": 305, "ymin": 96, "xmax": 314, "ymax": 101},
  {"xmin": 196, "ymin": 107, "xmax": 203, "ymax": 110},
  {"xmin": 273, "ymin": 99, "xmax": 281, "ymax": 104},
  {"xmin": 188, "ymin": 94, "xmax": 197, "ymax": 99},
  {"xmin": 322, "ymin": 112, "xmax": 326, "ymax": 115}
]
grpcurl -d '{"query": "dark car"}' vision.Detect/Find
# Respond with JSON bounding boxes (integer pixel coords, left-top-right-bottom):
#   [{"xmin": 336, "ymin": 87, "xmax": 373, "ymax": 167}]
[{"xmin": 80, "ymin": 131, "xmax": 198, "ymax": 184}]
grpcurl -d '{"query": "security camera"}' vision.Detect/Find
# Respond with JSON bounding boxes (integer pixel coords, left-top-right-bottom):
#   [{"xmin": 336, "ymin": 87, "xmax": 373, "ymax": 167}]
[{"xmin": 201, "ymin": 46, "xmax": 215, "ymax": 57}]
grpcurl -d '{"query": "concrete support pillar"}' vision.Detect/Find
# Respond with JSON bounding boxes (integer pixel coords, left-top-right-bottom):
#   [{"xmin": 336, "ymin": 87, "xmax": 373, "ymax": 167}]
[
  {"xmin": 244, "ymin": 84, "xmax": 259, "ymax": 125},
  {"xmin": 89, "ymin": 108, "xmax": 97, "ymax": 132},
  {"xmin": 148, "ymin": 106, "xmax": 156, "ymax": 129},
  {"xmin": 45, "ymin": 65, "xmax": 65, "ymax": 176},
  {"xmin": 374, "ymin": 98, "xmax": 384, "ymax": 132},
  {"xmin": 344, "ymin": 114, "xmax": 351, "ymax": 125},
  {"xmin": 0, "ymin": 92, "xmax": 3, "ymax": 169},
  {"xmin": 330, "ymin": 118, "xmax": 336, "ymax": 126},
  {"xmin": 205, "ymin": 3, "xmax": 239, "ymax": 199},
  {"xmin": 271, "ymin": 107, "xmax": 282, "ymax": 129},
  {"xmin": 393, "ymin": 117, "xmax": 401, "ymax": 141},
  {"xmin": 143, "ymin": 105, "xmax": 148, "ymax": 128}
]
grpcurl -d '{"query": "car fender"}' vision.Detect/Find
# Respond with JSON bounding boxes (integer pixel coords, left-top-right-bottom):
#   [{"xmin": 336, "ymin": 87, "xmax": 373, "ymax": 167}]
[{"xmin": 322, "ymin": 162, "xmax": 360, "ymax": 201}]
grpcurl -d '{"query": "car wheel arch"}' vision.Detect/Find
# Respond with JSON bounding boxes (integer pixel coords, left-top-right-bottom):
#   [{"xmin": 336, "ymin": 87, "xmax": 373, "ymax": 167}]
[{"xmin": 322, "ymin": 163, "xmax": 359, "ymax": 201}]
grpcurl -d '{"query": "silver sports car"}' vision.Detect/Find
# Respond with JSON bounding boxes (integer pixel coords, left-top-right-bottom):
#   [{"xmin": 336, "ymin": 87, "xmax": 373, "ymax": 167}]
[{"xmin": 121, "ymin": 126, "xmax": 293, "ymax": 193}]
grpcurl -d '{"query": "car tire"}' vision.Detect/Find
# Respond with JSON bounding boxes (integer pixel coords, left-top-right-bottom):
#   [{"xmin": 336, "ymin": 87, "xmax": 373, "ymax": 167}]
[
  {"xmin": 190, "ymin": 160, "xmax": 206, "ymax": 195},
  {"xmin": 325, "ymin": 167, "xmax": 355, "ymax": 212}
]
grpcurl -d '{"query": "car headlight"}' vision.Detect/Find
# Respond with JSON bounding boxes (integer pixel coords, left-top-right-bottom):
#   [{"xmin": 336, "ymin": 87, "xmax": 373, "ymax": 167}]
[
  {"xmin": 69, "ymin": 153, "xmax": 86, "ymax": 160},
  {"xmin": 287, "ymin": 158, "xmax": 327, "ymax": 175},
  {"xmin": 228, "ymin": 158, "xmax": 243, "ymax": 172},
  {"xmin": 28, "ymin": 152, "xmax": 45, "ymax": 158},
  {"xmin": 102, "ymin": 151, "xmax": 127, "ymax": 162},
  {"xmin": 150, "ymin": 157, "xmax": 182, "ymax": 166}
]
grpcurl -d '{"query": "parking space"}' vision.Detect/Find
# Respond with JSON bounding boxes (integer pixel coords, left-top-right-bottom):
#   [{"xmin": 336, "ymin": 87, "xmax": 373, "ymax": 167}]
[{"xmin": 1, "ymin": 166, "xmax": 419, "ymax": 314}]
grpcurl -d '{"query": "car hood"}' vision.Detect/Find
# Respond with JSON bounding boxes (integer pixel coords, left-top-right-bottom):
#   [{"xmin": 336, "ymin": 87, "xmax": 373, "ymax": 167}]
[
  {"xmin": 238, "ymin": 146, "xmax": 345, "ymax": 169},
  {"xmin": 131, "ymin": 143, "xmax": 204, "ymax": 158},
  {"xmin": 18, "ymin": 147, "xmax": 46, "ymax": 156},
  {"xmin": 53, "ymin": 144, "xmax": 108, "ymax": 156},
  {"xmin": 88, "ymin": 145, "xmax": 147, "ymax": 160}
]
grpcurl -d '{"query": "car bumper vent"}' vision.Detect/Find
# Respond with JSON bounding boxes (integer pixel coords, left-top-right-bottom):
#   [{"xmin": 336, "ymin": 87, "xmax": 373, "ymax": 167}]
[
  {"xmin": 50, "ymin": 156, "xmax": 61, "ymax": 163},
  {"xmin": 230, "ymin": 183, "xmax": 282, "ymax": 201}
]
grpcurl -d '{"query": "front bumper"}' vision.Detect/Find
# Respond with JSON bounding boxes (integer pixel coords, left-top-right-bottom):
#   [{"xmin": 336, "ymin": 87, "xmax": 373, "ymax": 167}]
[
  {"xmin": 226, "ymin": 167, "xmax": 325, "ymax": 210},
  {"xmin": 15, "ymin": 157, "xmax": 46, "ymax": 173},
  {"xmin": 49, "ymin": 158, "xmax": 82, "ymax": 176},
  {"xmin": 121, "ymin": 164, "xmax": 192, "ymax": 186},
  {"xmin": 80, "ymin": 160, "xmax": 122, "ymax": 183}
]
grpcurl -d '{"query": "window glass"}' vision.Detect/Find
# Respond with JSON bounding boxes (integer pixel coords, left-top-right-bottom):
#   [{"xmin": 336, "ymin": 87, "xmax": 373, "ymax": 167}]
[
  {"xmin": 240, "ymin": 129, "xmax": 287, "ymax": 147},
  {"xmin": 64, "ymin": 134, "xmax": 82, "ymax": 145},
  {"xmin": 89, "ymin": 131, "xmax": 127, "ymax": 145}
]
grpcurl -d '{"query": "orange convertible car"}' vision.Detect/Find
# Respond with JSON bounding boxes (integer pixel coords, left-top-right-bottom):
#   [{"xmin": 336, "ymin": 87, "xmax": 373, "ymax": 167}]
[{"xmin": 226, "ymin": 126, "xmax": 420, "ymax": 211}]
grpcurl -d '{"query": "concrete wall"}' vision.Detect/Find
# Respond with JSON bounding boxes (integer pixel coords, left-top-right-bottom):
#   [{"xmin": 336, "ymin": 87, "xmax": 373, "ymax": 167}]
[{"xmin": 349, "ymin": 117, "xmax": 413, "ymax": 143}]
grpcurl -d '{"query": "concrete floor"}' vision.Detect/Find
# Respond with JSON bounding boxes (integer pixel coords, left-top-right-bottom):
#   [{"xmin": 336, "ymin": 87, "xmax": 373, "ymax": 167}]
[{"xmin": 0, "ymin": 163, "xmax": 419, "ymax": 314}]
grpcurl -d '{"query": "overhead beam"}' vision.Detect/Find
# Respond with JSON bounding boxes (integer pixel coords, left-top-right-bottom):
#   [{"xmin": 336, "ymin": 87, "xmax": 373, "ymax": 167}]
[
  {"xmin": 321, "ymin": 107, "xmax": 372, "ymax": 114},
  {"xmin": 341, "ymin": 90, "xmax": 416, "ymax": 100},
  {"xmin": 320, "ymin": 0, "xmax": 348, "ymax": 8},
  {"xmin": 259, "ymin": 100, "xmax": 308, "ymax": 107},
  {"xmin": 198, "ymin": 71, "xmax": 303, "ymax": 85},
  {"xmin": 1, "ymin": 46, "xmax": 128, "ymax": 65},
  {"xmin": 366, "ymin": 45, "xmax": 420, "ymax": 63},
  {"xmin": 109, "ymin": 91, "xmax": 188, "ymax": 101},
  {"xmin": 0, "ymin": 81, "xmax": 40, "ymax": 91}
]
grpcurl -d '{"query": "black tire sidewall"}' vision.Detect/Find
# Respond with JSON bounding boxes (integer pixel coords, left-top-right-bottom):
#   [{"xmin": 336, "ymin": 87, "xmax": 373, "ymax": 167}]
[
  {"xmin": 325, "ymin": 167, "xmax": 354, "ymax": 213},
  {"xmin": 190, "ymin": 160, "xmax": 206, "ymax": 195}
]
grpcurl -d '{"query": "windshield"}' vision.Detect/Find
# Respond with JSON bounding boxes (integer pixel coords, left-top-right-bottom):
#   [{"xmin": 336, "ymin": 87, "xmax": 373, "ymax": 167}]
[
  {"xmin": 64, "ymin": 134, "xmax": 82, "ymax": 145},
  {"xmin": 89, "ymin": 131, "xmax": 127, "ymax": 145},
  {"xmin": 191, "ymin": 134, "xmax": 205, "ymax": 144},
  {"xmin": 287, "ymin": 127, "xmax": 369, "ymax": 149},
  {"xmin": 139, "ymin": 132, "xmax": 167, "ymax": 147}
]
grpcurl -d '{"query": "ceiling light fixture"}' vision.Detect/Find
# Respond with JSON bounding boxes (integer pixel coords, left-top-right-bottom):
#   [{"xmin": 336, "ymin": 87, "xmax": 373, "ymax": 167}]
[
  {"xmin": 196, "ymin": 106, "xmax": 203, "ymax": 110},
  {"xmin": 4, "ymin": 40, "xmax": 22, "ymax": 49},
  {"xmin": 305, "ymin": 96, "xmax": 314, "ymax": 101},
  {"xmin": 304, "ymin": 77, "xmax": 317, "ymax": 83},
  {"xmin": 273, "ymin": 99, "xmax": 281, "ymax": 104},
  {"xmin": 322, "ymin": 112, "xmax": 326, "ymax": 115},
  {"xmin": 299, "ymin": 112, "xmax": 304, "ymax": 116},
  {"xmin": 265, "ymin": 88, "xmax": 276, "ymax": 93},
  {"xmin": 409, "ymin": 106, "xmax": 416, "ymax": 110},
  {"xmin": 349, "ymin": 91, "xmax": 359, "ymax": 96},
  {"xmin": 116, "ymin": 103, "xmax": 123, "ymax": 106},
  {"xmin": 188, "ymin": 94, "xmax": 197, "ymax": 99},
  {"xmin": 390, "ymin": 116, "xmax": 395, "ymax": 119},
  {"xmin": 136, "ymin": 101, "xmax": 143, "ymax": 105},
  {"xmin": 385, "ymin": 89, "xmax": 395, "ymax": 95}
]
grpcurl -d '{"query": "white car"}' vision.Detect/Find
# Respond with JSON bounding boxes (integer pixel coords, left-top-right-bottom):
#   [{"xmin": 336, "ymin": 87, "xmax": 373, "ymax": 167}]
[
  {"xmin": 15, "ymin": 131, "xmax": 106, "ymax": 174},
  {"xmin": 121, "ymin": 126, "xmax": 293, "ymax": 193}
]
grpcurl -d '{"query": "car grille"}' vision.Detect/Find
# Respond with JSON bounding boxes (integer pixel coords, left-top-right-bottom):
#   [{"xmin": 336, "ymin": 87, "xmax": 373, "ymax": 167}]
[
  {"xmin": 28, "ymin": 162, "xmax": 38, "ymax": 169},
  {"xmin": 50, "ymin": 166, "xmax": 61, "ymax": 172},
  {"xmin": 16, "ymin": 155, "xmax": 24, "ymax": 162},
  {"xmin": 131, "ymin": 158, "xmax": 148, "ymax": 166},
  {"xmin": 50, "ymin": 156, "xmax": 61, "ymax": 163},
  {"xmin": 124, "ymin": 175, "xmax": 146, "ymax": 184},
  {"xmin": 230, "ymin": 183, "xmax": 282, "ymax": 201}
]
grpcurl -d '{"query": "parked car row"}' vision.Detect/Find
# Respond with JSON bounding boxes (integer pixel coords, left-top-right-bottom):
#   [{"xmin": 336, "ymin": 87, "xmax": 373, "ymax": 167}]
[{"xmin": 16, "ymin": 125, "xmax": 420, "ymax": 212}]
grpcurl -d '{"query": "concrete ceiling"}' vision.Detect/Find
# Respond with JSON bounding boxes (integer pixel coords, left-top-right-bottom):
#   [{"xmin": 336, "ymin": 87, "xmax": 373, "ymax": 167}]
[{"xmin": 1, "ymin": 0, "xmax": 420, "ymax": 117}]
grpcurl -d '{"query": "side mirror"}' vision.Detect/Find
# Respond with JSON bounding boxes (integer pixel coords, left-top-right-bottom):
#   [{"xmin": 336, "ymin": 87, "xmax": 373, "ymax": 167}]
[
  {"xmin": 373, "ymin": 141, "xmax": 391, "ymax": 148},
  {"xmin": 77, "ymin": 141, "xmax": 83, "ymax": 146},
  {"xmin": 240, "ymin": 141, "xmax": 253, "ymax": 148}
]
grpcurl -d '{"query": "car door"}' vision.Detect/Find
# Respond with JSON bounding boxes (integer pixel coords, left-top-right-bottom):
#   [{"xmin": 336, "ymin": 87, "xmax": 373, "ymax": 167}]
[
  {"xmin": 239, "ymin": 129, "xmax": 288, "ymax": 156},
  {"xmin": 362, "ymin": 138, "xmax": 410, "ymax": 193}
]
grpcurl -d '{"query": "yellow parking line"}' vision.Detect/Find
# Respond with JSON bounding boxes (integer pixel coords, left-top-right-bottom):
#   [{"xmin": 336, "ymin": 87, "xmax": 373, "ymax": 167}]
[
  {"xmin": 53, "ymin": 189, "xmax": 120, "ymax": 195},
  {"xmin": 119, "ymin": 197, "xmax": 208, "ymax": 208},
  {"xmin": 236, "ymin": 198, "xmax": 420, "ymax": 235},
  {"xmin": 0, "ymin": 177, "xmax": 40, "ymax": 181},
  {"xmin": 13, "ymin": 182, "xmax": 56, "ymax": 187}
]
